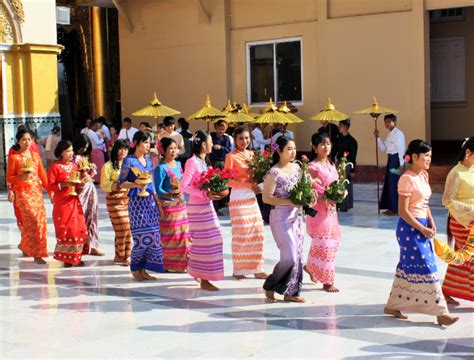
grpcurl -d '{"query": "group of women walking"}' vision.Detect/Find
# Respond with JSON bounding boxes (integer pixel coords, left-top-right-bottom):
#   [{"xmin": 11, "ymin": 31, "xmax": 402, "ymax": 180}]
[{"xmin": 6, "ymin": 124, "xmax": 473, "ymax": 327}]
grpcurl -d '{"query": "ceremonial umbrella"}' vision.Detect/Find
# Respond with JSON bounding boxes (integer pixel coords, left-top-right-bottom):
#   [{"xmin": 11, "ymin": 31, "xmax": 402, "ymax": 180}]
[
  {"xmin": 309, "ymin": 98, "xmax": 348, "ymax": 138},
  {"xmin": 310, "ymin": 98, "xmax": 349, "ymax": 122},
  {"xmin": 224, "ymin": 102, "xmax": 257, "ymax": 148},
  {"xmin": 254, "ymin": 98, "xmax": 298, "ymax": 145},
  {"xmin": 241, "ymin": 103, "xmax": 260, "ymax": 118},
  {"xmin": 224, "ymin": 102, "xmax": 255, "ymax": 124},
  {"xmin": 353, "ymin": 96, "xmax": 399, "ymax": 214},
  {"xmin": 132, "ymin": 93, "xmax": 181, "ymax": 119},
  {"xmin": 278, "ymin": 101, "xmax": 304, "ymax": 123},
  {"xmin": 188, "ymin": 94, "xmax": 226, "ymax": 131}
]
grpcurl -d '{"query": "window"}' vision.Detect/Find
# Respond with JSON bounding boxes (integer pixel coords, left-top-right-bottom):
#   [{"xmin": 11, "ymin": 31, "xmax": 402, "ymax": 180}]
[
  {"xmin": 430, "ymin": 8, "xmax": 464, "ymax": 23},
  {"xmin": 247, "ymin": 38, "xmax": 302, "ymax": 105},
  {"xmin": 430, "ymin": 37, "xmax": 465, "ymax": 102}
]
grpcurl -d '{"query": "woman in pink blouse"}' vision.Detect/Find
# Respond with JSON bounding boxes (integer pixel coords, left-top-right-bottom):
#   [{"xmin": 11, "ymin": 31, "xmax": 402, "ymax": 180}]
[
  {"xmin": 384, "ymin": 139, "xmax": 458, "ymax": 326},
  {"xmin": 180, "ymin": 130, "xmax": 227, "ymax": 291}
]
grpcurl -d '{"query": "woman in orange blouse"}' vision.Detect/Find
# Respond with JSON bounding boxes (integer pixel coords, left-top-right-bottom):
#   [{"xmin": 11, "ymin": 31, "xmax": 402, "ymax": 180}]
[
  {"xmin": 7, "ymin": 129, "xmax": 50, "ymax": 264},
  {"xmin": 224, "ymin": 127, "xmax": 268, "ymax": 280}
]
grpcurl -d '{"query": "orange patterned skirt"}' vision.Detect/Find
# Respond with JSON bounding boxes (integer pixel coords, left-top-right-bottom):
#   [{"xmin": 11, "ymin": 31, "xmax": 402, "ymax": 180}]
[
  {"xmin": 229, "ymin": 188, "xmax": 265, "ymax": 276},
  {"xmin": 442, "ymin": 217, "xmax": 473, "ymax": 302},
  {"xmin": 15, "ymin": 183, "xmax": 48, "ymax": 258}
]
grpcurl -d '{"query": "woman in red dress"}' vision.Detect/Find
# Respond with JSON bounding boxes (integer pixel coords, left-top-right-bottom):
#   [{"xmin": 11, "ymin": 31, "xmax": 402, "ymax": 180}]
[
  {"xmin": 48, "ymin": 140, "xmax": 88, "ymax": 267},
  {"xmin": 7, "ymin": 129, "xmax": 50, "ymax": 264}
]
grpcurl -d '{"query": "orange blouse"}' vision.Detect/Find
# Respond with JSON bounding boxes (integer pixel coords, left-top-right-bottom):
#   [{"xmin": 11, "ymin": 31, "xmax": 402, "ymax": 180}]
[
  {"xmin": 7, "ymin": 151, "xmax": 48, "ymax": 193},
  {"xmin": 224, "ymin": 150, "xmax": 254, "ymax": 190}
]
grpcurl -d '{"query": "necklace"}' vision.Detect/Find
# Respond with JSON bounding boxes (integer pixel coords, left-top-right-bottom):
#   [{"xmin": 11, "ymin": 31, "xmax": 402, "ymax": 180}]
[{"xmin": 237, "ymin": 149, "xmax": 250, "ymax": 158}]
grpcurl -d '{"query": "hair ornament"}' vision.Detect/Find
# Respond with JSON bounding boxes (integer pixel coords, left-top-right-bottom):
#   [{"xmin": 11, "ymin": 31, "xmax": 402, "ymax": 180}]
[
  {"xmin": 462, "ymin": 137, "xmax": 469, "ymax": 147},
  {"xmin": 130, "ymin": 141, "xmax": 136, "ymax": 149},
  {"xmin": 271, "ymin": 143, "xmax": 280, "ymax": 152},
  {"xmin": 404, "ymin": 154, "xmax": 411, "ymax": 163}
]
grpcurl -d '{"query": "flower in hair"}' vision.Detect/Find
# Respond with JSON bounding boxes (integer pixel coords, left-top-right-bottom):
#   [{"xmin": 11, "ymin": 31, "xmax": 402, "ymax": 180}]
[
  {"xmin": 190, "ymin": 134, "xmax": 198, "ymax": 143},
  {"xmin": 404, "ymin": 154, "xmax": 410, "ymax": 163},
  {"xmin": 130, "ymin": 141, "xmax": 136, "ymax": 149},
  {"xmin": 271, "ymin": 143, "xmax": 279, "ymax": 152},
  {"xmin": 462, "ymin": 137, "xmax": 469, "ymax": 147}
]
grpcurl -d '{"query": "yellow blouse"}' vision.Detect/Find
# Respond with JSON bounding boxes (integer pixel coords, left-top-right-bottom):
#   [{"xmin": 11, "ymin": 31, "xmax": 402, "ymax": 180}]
[
  {"xmin": 442, "ymin": 162, "xmax": 474, "ymax": 227},
  {"xmin": 100, "ymin": 161, "xmax": 128, "ymax": 193}
]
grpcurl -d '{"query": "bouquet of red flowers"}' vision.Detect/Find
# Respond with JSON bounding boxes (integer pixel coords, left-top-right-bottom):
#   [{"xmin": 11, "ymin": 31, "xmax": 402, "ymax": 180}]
[
  {"xmin": 193, "ymin": 167, "xmax": 236, "ymax": 193},
  {"xmin": 324, "ymin": 152, "xmax": 353, "ymax": 203},
  {"xmin": 247, "ymin": 149, "xmax": 273, "ymax": 184}
]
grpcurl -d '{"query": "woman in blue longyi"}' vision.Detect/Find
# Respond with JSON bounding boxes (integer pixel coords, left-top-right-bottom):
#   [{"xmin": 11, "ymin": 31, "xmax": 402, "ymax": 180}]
[{"xmin": 119, "ymin": 131, "xmax": 164, "ymax": 281}]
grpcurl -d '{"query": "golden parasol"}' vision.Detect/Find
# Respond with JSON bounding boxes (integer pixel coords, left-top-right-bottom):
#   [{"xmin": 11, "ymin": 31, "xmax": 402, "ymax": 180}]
[
  {"xmin": 242, "ymin": 103, "xmax": 260, "ymax": 118},
  {"xmin": 223, "ymin": 99, "xmax": 233, "ymax": 114},
  {"xmin": 310, "ymin": 98, "xmax": 349, "ymax": 122},
  {"xmin": 188, "ymin": 94, "xmax": 226, "ymax": 131},
  {"xmin": 353, "ymin": 96, "xmax": 399, "ymax": 214},
  {"xmin": 278, "ymin": 101, "xmax": 304, "ymax": 123},
  {"xmin": 254, "ymin": 98, "xmax": 296, "ymax": 145},
  {"xmin": 132, "ymin": 93, "xmax": 181, "ymax": 119},
  {"xmin": 225, "ymin": 102, "xmax": 255, "ymax": 124}
]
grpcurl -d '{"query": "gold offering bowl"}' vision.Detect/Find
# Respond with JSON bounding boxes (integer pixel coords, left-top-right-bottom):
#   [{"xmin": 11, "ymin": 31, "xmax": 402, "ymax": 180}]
[
  {"xmin": 67, "ymin": 171, "xmax": 82, "ymax": 196},
  {"xmin": 22, "ymin": 158, "xmax": 34, "ymax": 183},
  {"xmin": 135, "ymin": 176, "xmax": 151, "ymax": 197}
]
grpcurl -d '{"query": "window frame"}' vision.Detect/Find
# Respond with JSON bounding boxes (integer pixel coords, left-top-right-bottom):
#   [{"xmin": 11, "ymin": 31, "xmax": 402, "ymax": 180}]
[
  {"xmin": 246, "ymin": 37, "xmax": 304, "ymax": 106},
  {"xmin": 430, "ymin": 36, "xmax": 466, "ymax": 103}
]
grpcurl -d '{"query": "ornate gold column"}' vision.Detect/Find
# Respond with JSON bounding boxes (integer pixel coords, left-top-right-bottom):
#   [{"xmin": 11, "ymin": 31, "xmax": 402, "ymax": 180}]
[{"xmin": 91, "ymin": 6, "xmax": 107, "ymax": 117}]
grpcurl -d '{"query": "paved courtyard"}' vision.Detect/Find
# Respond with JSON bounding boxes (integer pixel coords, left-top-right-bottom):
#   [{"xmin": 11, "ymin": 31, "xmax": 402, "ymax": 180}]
[{"xmin": 0, "ymin": 184, "xmax": 472, "ymax": 359}]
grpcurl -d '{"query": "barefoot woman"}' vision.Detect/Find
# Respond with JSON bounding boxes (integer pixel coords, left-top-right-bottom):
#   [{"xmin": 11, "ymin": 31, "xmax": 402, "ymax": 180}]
[
  {"xmin": 119, "ymin": 131, "xmax": 164, "ymax": 280},
  {"xmin": 224, "ymin": 127, "xmax": 268, "ymax": 280},
  {"xmin": 180, "ymin": 130, "xmax": 226, "ymax": 291},
  {"xmin": 262, "ymin": 136, "xmax": 305, "ymax": 303},
  {"xmin": 384, "ymin": 140, "xmax": 458, "ymax": 326},
  {"xmin": 7, "ymin": 129, "xmax": 50, "ymax": 264},
  {"xmin": 305, "ymin": 133, "xmax": 341, "ymax": 292}
]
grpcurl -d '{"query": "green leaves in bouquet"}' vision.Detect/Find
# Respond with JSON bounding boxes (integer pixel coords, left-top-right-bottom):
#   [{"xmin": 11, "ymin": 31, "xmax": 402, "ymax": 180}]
[
  {"xmin": 247, "ymin": 150, "xmax": 273, "ymax": 184},
  {"xmin": 324, "ymin": 152, "xmax": 353, "ymax": 203},
  {"xmin": 289, "ymin": 158, "xmax": 315, "ymax": 207}
]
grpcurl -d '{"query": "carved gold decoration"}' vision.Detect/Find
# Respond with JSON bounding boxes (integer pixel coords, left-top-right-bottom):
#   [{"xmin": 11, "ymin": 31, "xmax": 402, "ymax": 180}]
[
  {"xmin": 10, "ymin": 0, "xmax": 24, "ymax": 23},
  {"xmin": 0, "ymin": 3, "xmax": 15, "ymax": 43}
]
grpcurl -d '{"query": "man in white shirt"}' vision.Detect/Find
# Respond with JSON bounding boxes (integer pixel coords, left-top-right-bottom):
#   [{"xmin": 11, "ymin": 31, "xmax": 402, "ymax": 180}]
[
  {"xmin": 374, "ymin": 114, "xmax": 405, "ymax": 215},
  {"xmin": 251, "ymin": 124, "xmax": 270, "ymax": 151},
  {"xmin": 271, "ymin": 123, "xmax": 294, "ymax": 144},
  {"xmin": 86, "ymin": 119, "xmax": 106, "ymax": 182},
  {"xmin": 117, "ymin": 117, "xmax": 139, "ymax": 142}
]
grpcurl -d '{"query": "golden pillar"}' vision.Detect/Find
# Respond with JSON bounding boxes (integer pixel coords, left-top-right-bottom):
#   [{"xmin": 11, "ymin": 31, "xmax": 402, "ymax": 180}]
[{"xmin": 91, "ymin": 6, "xmax": 108, "ymax": 117}]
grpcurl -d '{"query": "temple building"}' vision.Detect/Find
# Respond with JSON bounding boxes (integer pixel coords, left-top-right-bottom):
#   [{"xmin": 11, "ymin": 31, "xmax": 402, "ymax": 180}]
[{"xmin": 1, "ymin": 0, "xmax": 473, "ymax": 184}]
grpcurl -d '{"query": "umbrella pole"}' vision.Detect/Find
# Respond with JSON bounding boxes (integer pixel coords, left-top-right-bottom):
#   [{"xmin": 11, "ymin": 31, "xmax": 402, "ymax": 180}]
[
  {"xmin": 248, "ymin": 124, "xmax": 255, "ymax": 150},
  {"xmin": 374, "ymin": 116, "xmax": 381, "ymax": 215}
]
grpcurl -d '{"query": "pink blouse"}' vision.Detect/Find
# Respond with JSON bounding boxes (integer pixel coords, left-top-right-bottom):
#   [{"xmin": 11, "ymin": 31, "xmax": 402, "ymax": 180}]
[
  {"xmin": 398, "ymin": 170, "xmax": 431, "ymax": 218},
  {"xmin": 180, "ymin": 155, "xmax": 211, "ymax": 205}
]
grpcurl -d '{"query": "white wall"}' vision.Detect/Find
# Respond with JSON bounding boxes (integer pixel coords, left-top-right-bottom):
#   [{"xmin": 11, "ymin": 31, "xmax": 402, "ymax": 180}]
[{"xmin": 21, "ymin": 0, "xmax": 57, "ymax": 45}]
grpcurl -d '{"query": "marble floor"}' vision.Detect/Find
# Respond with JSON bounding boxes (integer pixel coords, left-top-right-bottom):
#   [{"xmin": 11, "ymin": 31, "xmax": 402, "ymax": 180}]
[{"xmin": 0, "ymin": 184, "xmax": 472, "ymax": 359}]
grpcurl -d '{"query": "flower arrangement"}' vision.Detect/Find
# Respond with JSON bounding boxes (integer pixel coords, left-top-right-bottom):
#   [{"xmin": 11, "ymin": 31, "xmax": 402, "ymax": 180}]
[
  {"xmin": 193, "ymin": 167, "xmax": 236, "ymax": 193},
  {"xmin": 247, "ymin": 149, "xmax": 273, "ymax": 184},
  {"xmin": 324, "ymin": 152, "xmax": 353, "ymax": 203},
  {"xmin": 289, "ymin": 158, "xmax": 315, "ymax": 207}
]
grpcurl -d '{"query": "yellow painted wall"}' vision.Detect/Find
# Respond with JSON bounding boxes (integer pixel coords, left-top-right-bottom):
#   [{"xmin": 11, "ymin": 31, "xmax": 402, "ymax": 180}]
[
  {"xmin": 328, "ymin": 0, "xmax": 412, "ymax": 18},
  {"xmin": 230, "ymin": 0, "xmax": 318, "ymax": 29},
  {"xmin": 430, "ymin": 6, "xmax": 474, "ymax": 140},
  {"xmin": 3, "ymin": 45, "xmax": 61, "ymax": 116},
  {"xmin": 119, "ymin": 0, "xmax": 230, "ymax": 128},
  {"xmin": 118, "ymin": 0, "xmax": 471, "ymax": 166}
]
